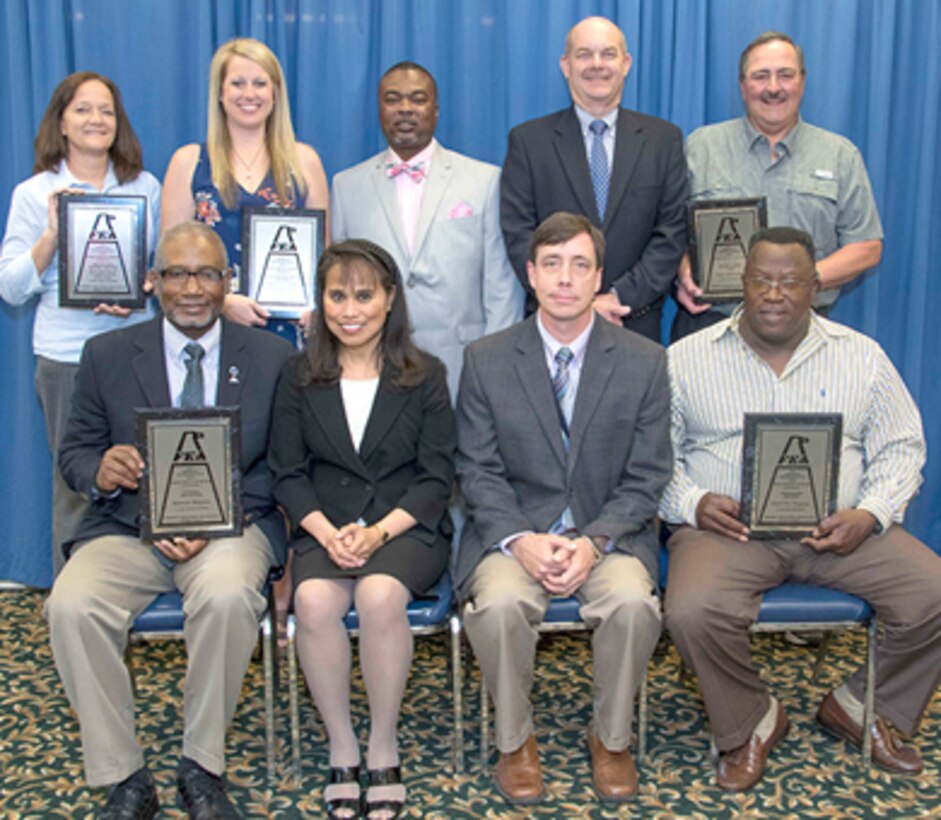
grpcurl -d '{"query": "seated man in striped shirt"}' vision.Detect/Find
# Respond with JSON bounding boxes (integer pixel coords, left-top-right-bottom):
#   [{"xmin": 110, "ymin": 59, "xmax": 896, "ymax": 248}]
[{"xmin": 659, "ymin": 226, "xmax": 941, "ymax": 792}]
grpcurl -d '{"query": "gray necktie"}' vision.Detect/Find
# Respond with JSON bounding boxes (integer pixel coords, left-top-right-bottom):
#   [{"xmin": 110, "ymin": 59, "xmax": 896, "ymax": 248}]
[
  {"xmin": 552, "ymin": 347, "xmax": 575, "ymax": 444},
  {"xmin": 180, "ymin": 343, "xmax": 205, "ymax": 409},
  {"xmin": 589, "ymin": 119, "xmax": 610, "ymax": 219}
]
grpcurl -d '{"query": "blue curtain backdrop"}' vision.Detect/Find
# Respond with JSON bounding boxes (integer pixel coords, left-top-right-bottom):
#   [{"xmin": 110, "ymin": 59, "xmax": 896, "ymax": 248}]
[{"xmin": 2, "ymin": 0, "xmax": 938, "ymax": 586}]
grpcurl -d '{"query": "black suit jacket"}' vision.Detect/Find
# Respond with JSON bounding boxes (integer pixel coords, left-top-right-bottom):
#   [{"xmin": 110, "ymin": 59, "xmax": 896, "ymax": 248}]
[
  {"xmin": 59, "ymin": 317, "xmax": 294, "ymax": 564},
  {"xmin": 500, "ymin": 106, "xmax": 688, "ymax": 341},
  {"xmin": 268, "ymin": 353, "xmax": 455, "ymax": 553},
  {"xmin": 454, "ymin": 316, "xmax": 672, "ymax": 592}
]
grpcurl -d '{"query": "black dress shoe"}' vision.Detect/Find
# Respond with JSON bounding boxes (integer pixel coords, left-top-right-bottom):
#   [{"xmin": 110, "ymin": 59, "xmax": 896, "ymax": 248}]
[
  {"xmin": 100, "ymin": 767, "xmax": 159, "ymax": 819},
  {"xmin": 177, "ymin": 757, "xmax": 240, "ymax": 819}
]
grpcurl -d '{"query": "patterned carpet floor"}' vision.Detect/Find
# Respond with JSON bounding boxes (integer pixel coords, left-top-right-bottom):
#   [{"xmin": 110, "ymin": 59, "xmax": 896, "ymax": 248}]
[{"xmin": 1, "ymin": 588, "xmax": 939, "ymax": 818}]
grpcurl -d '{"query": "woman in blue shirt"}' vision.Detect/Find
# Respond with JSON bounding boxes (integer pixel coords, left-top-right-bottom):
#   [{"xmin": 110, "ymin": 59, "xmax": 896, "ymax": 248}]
[{"xmin": 0, "ymin": 71, "xmax": 160, "ymax": 577}]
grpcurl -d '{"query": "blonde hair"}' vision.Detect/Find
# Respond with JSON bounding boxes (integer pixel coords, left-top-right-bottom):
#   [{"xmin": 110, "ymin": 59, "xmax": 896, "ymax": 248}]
[{"xmin": 206, "ymin": 38, "xmax": 306, "ymax": 209}]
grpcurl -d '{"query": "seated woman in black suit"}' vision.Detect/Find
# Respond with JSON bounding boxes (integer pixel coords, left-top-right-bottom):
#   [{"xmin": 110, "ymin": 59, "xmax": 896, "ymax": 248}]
[{"xmin": 269, "ymin": 239, "xmax": 455, "ymax": 819}]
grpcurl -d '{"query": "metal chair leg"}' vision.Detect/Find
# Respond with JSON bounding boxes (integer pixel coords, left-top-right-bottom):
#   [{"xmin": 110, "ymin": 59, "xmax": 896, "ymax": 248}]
[
  {"xmin": 450, "ymin": 615, "xmax": 465, "ymax": 773},
  {"xmin": 862, "ymin": 618, "xmax": 876, "ymax": 768},
  {"xmin": 262, "ymin": 614, "xmax": 276, "ymax": 785},
  {"xmin": 287, "ymin": 616, "xmax": 302, "ymax": 786},
  {"xmin": 479, "ymin": 674, "xmax": 490, "ymax": 772},
  {"xmin": 636, "ymin": 666, "xmax": 648, "ymax": 765}
]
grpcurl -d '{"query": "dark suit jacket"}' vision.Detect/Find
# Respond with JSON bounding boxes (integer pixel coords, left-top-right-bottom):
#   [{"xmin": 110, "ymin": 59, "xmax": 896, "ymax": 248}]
[
  {"xmin": 59, "ymin": 317, "xmax": 294, "ymax": 564},
  {"xmin": 500, "ymin": 106, "xmax": 688, "ymax": 341},
  {"xmin": 268, "ymin": 353, "xmax": 455, "ymax": 553},
  {"xmin": 454, "ymin": 315, "xmax": 672, "ymax": 593}
]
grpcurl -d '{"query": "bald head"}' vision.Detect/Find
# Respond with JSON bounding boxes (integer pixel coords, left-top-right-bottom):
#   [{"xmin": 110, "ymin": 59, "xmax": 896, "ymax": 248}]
[
  {"xmin": 560, "ymin": 16, "xmax": 631, "ymax": 116},
  {"xmin": 155, "ymin": 221, "xmax": 229, "ymax": 272}
]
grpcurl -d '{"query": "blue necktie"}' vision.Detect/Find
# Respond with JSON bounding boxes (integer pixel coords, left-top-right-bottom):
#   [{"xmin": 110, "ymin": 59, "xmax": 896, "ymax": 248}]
[
  {"xmin": 589, "ymin": 119, "xmax": 610, "ymax": 220},
  {"xmin": 180, "ymin": 343, "xmax": 205, "ymax": 409},
  {"xmin": 552, "ymin": 347, "xmax": 575, "ymax": 445}
]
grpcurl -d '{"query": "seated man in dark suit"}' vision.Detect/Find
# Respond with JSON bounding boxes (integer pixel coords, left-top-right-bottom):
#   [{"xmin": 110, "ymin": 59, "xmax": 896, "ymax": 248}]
[
  {"xmin": 456, "ymin": 212, "xmax": 671, "ymax": 804},
  {"xmin": 45, "ymin": 222, "xmax": 293, "ymax": 819},
  {"xmin": 660, "ymin": 226, "xmax": 941, "ymax": 791}
]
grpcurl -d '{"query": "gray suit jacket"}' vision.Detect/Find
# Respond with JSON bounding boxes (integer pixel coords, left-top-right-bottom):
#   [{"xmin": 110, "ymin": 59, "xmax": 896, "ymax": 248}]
[
  {"xmin": 331, "ymin": 142, "xmax": 524, "ymax": 399},
  {"xmin": 454, "ymin": 315, "xmax": 672, "ymax": 593}
]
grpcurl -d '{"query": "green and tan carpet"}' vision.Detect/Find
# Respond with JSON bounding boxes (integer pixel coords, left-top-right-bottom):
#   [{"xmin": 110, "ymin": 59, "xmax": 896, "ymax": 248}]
[{"xmin": 1, "ymin": 589, "xmax": 938, "ymax": 818}]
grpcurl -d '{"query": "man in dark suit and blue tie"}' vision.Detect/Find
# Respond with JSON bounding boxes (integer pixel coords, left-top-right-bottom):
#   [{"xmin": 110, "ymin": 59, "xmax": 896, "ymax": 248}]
[
  {"xmin": 45, "ymin": 222, "xmax": 293, "ymax": 819},
  {"xmin": 500, "ymin": 16, "xmax": 688, "ymax": 341},
  {"xmin": 456, "ymin": 212, "xmax": 672, "ymax": 804}
]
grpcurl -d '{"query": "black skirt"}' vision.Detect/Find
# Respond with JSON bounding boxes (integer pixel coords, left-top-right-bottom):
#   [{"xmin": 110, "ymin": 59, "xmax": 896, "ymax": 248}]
[{"xmin": 292, "ymin": 531, "xmax": 450, "ymax": 596}]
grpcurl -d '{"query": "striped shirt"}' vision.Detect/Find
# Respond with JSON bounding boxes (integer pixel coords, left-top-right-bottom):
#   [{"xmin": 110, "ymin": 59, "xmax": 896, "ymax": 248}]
[{"xmin": 658, "ymin": 309, "xmax": 925, "ymax": 531}]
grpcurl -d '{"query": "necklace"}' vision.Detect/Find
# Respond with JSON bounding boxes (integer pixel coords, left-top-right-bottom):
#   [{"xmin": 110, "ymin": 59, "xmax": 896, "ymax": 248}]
[{"xmin": 232, "ymin": 143, "xmax": 265, "ymax": 181}]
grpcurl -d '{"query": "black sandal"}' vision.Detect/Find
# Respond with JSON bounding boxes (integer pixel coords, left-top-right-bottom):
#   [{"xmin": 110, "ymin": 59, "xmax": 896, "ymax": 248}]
[
  {"xmin": 364, "ymin": 766, "xmax": 404, "ymax": 819},
  {"xmin": 325, "ymin": 765, "xmax": 361, "ymax": 820}
]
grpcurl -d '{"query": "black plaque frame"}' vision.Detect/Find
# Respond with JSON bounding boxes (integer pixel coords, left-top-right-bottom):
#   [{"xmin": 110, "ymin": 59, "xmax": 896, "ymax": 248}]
[
  {"xmin": 240, "ymin": 206, "xmax": 325, "ymax": 319},
  {"xmin": 136, "ymin": 407, "xmax": 242, "ymax": 541},
  {"xmin": 58, "ymin": 193, "xmax": 147, "ymax": 308},
  {"xmin": 741, "ymin": 412, "xmax": 842, "ymax": 538},
  {"xmin": 688, "ymin": 197, "xmax": 768, "ymax": 303}
]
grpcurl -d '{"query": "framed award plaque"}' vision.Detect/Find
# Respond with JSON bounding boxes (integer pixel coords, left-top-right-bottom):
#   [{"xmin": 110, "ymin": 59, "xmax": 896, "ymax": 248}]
[
  {"xmin": 688, "ymin": 198, "xmax": 767, "ymax": 303},
  {"xmin": 136, "ymin": 407, "xmax": 242, "ymax": 541},
  {"xmin": 741, "ymin": 413, "xmax": 842, "ymax": 538},
  {"xmin": 58, "ymin": 193, "xmax": 147, "ymax": 308},
  {"xmin": 240, "ymin": 207, "xmax": 325, "ymax": 318}
]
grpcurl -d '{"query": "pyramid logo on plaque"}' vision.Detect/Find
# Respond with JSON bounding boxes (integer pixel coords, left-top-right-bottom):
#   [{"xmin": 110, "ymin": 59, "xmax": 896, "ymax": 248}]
[
  {"xmin": 158, "ymin": 430, "xmax": 225, "ymax": 528},
  {"xmin": 75, "ymin": 212, "xmax": 131, "ymax": 295},
  {"xmin": 707, "ymin": 215, "xmax": 747, "ymax": 279},
  {"xmin": 255, "ymin": 224, "xmax": 307, "ymax": 307},
  {"xmin": 758, "ymin": 434, "xmax": 820, "ymax": 523}
]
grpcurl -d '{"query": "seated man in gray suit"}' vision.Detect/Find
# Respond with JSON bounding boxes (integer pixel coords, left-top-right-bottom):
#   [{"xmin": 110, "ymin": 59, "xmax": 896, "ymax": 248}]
[
  {"xmin": 45, "ymin": 222, "xmax": 293, "ymax": 820},
  {"xmin": 456, "ymin": 212, "xmax": 671, "ymax": 805},
  {"xmin": 331, "ymin": 61, "xmax": 523, "ymax": 400}
]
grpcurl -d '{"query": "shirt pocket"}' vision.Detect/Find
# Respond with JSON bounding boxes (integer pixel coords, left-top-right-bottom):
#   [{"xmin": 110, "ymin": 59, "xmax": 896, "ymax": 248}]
[{"xmin": 788, "ymin": 176, "xmax": 839, "ymax": 251}]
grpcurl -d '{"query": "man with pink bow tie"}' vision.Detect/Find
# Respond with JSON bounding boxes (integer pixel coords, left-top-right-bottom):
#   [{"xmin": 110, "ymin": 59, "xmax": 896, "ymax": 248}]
[{"xmin": 331, "ymin": 62, "xmax": 524, "ymax": 399}]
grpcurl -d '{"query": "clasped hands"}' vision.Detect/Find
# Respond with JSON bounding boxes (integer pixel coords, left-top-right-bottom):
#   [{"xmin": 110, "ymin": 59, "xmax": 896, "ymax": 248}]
[
  {"xmin": 322, "ymin": 522, "xmax": 385, "ymax": 569},
  {"xmin": 510, "ymin": 532, "xmax": 596, "ymax": 597},
  {"xmin": 696, "ymin": 492, "xmax": 877, "ymax": 555},
  {"xmin": 96, "ymin": 443, "xmax": 208, "ymax": 562}
]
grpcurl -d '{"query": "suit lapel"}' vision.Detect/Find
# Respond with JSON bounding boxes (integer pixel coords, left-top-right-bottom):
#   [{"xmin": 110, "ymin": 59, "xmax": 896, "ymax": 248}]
[
  {"xmin": 216, "ymin": 320, "xmax": 249, "ymax": 407},
  {"xmin": 371, "ymin": 154, "xmax": 410, "ymax": 259},
  {"xmin": 567, "ymin": 321, "xmax": 615, "ymax": 476},
  {"xmin": 552, "ymin": 108, "xmax": 599, "ymax": 222},
  {"xmin": 411, "ymin": 144, "xmax": 451, "ymax": 261},
  {"xmin": 514, "ymin": 320, "xmax": 567, "ymax": 469},
  {"xmin": 131, "ymin": 319, "xmax": 171, "ymax": 407},
  {"xmin": 305, "ymin": 383, "xmax": 371, "ymax": 479},
  {"xmin": 358, "ymin": 373, "xmax": 409, "ymax": 464},
  {"xmin": 604, "ymin": 109, "xmax": 645, "ymax": 231}
]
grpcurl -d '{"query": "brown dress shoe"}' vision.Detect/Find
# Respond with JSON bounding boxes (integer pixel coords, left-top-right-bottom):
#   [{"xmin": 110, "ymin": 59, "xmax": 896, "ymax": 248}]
[
  {"xmin": 586, "ymin": 728, "xmax": 638, "ymax": 803},
  {"xmin": 716, "ymin": 702, "xmax": 789, "ymax": 792},
  {"xmin": 816, "ymin": 691, "xmax": 923, "ymax": 775},
  {"xmin": 494, "ymin": 735, "xmax": 544, "ymax": 804}
]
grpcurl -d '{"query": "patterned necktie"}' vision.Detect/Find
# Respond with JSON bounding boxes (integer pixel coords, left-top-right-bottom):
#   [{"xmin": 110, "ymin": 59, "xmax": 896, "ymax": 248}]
[
  {"xmin": 552, "ymin": 347, "xmax": 575, "ymax": 442},
  {"xmin": 180, "ymin": 342, "xmax": 205, "ymax": 409},
  {"xmin": 589, "ymin": 119, "xmax": 610, "ymax": 219},
  {"xmin": 386, "ymin": 160, "xmax": 426, "ymax": 182}
]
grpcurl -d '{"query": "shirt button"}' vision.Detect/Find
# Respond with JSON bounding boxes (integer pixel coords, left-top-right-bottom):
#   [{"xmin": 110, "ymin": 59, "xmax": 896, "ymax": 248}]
[{"xmin": 339, "ymin": 477, "xmax": 351, "ymax": 487}]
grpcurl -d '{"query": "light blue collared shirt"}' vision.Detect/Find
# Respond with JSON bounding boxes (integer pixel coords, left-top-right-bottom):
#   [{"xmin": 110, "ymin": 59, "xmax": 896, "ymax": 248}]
[
  {"xmin": 0, "ymin": 161, "xmax": 160, "ymax": 362},
  {"xmin": 574, "ymin": 105, "xmax": 618, "ymax": 172},
  {"xmin": 162, "ymin": 318, "xmax": 222, "ymax": 408}
]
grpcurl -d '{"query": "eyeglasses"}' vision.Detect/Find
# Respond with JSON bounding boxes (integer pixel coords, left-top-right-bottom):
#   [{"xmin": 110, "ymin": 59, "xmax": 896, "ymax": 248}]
[
  {"xmin": 158, "ymin": 267, "xmax": 226, "ymax": 285},
  {"xmin": 743, "ymin": 275, "xmax": 814, "ymax": 296}
]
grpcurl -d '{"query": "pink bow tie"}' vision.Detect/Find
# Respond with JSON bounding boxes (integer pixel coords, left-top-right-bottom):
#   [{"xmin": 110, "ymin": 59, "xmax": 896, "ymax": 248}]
[{"xmin": 386, "ymin": 160, "xmax": 426, "ymax": 182}]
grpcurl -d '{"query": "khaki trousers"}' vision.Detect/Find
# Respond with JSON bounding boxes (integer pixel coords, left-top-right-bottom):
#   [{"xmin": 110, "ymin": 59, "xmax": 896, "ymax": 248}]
[
  {"xmin": 44, "ymin": 526, "xmax": 273, "ymax": 787},
  {"xmin": 664, "ymin": 525, "xmax": 941, "ymax": 752},
  {"xmin": 464, "ymin": 551, "xmax": 661, "ymax": 753}
]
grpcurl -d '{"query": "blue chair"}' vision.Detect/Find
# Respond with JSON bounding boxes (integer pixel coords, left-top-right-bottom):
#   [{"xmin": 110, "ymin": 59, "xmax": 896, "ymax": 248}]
[
  {"xmin": 285, "ymin": 570, "xmax": 464, "ymax": 783},
  {"xmin": 475, "ymin": 596, "xmax": 650, "ymax": 769},
  {"xmin": 126, "ymin": 583, "xmax": 280, "ymax": 783},
  {"xmin": 659, "ymin": 547, "xmax": 877, "ymax": 767}
]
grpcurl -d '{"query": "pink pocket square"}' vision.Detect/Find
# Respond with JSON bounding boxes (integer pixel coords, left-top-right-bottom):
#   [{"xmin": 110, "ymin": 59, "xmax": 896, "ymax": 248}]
[{"xmin": 449, "ymin": 201, "xmax": 474, "ymax": 219}]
